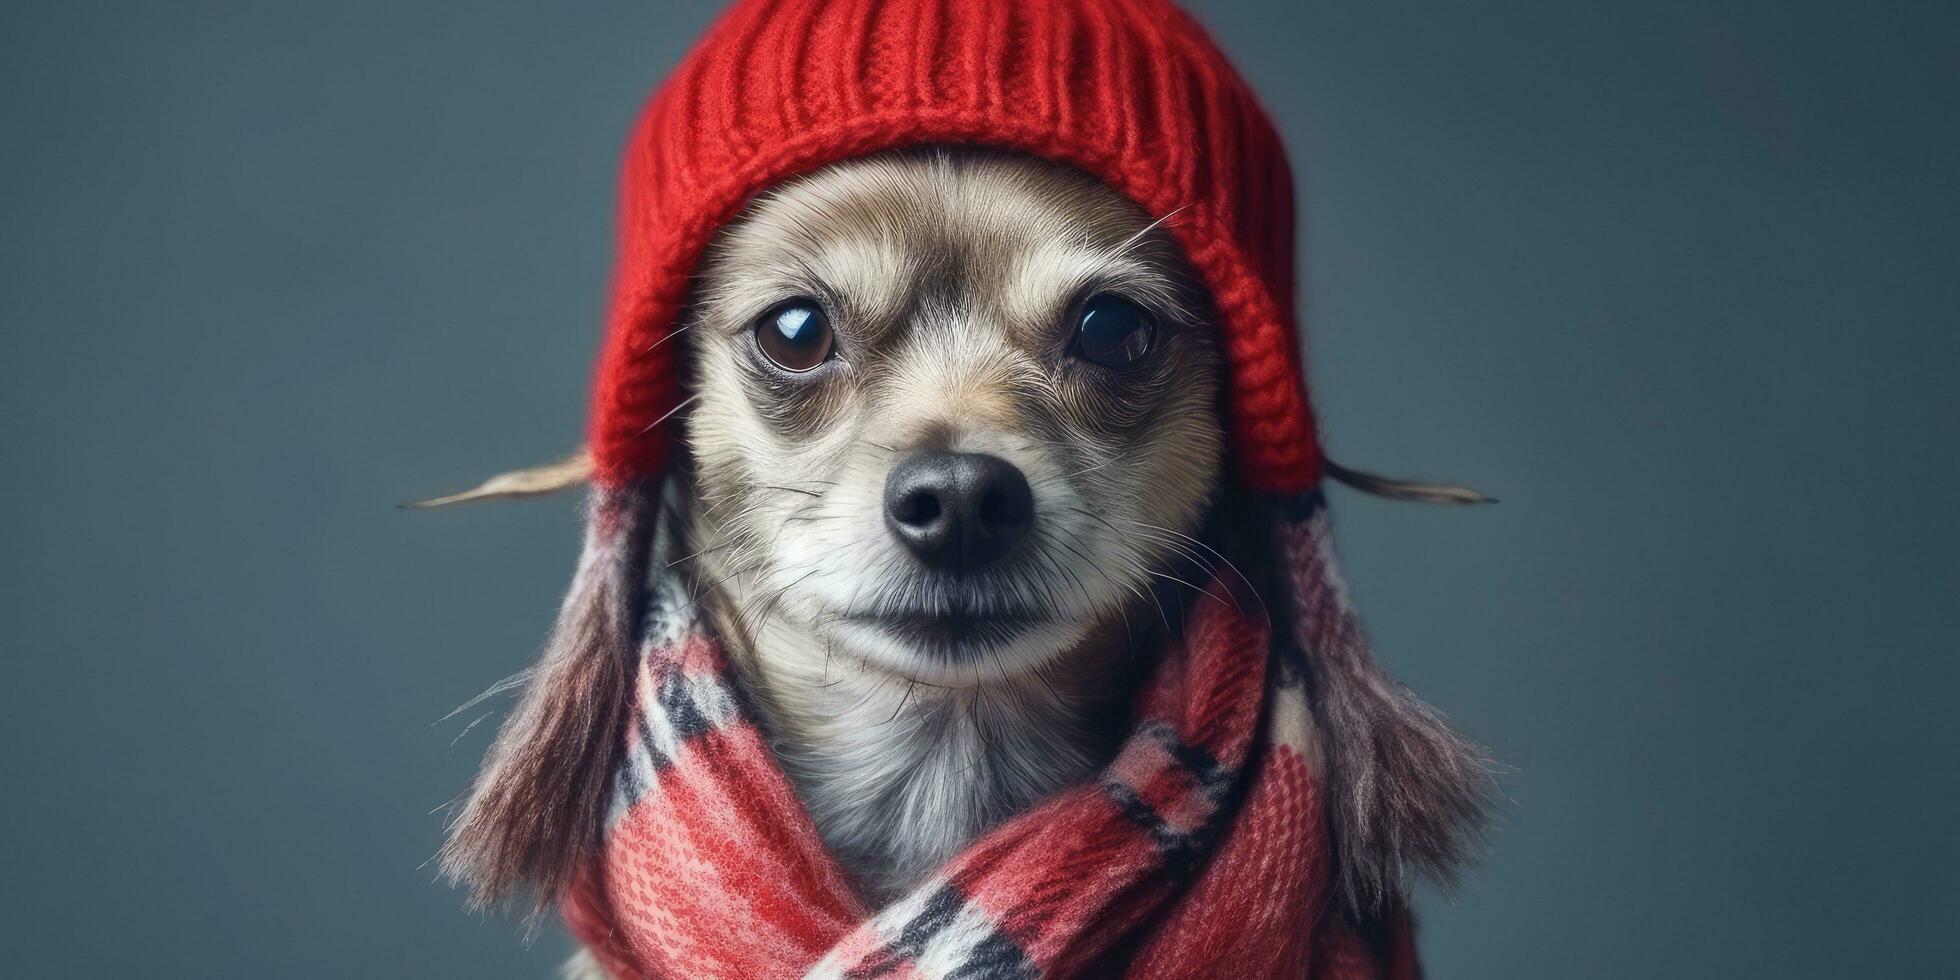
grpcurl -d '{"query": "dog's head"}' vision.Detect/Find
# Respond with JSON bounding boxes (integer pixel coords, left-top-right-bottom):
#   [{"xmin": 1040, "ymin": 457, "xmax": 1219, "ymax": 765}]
[{"xmin": 683, "ymin": 151, "xmax": 1225, "ymax": 683}]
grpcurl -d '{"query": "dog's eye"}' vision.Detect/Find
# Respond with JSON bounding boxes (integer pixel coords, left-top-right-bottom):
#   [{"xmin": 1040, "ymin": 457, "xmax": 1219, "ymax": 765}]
[
  {"xmin": 756, "ymin": 300, "xmax": 834, "ymax": 372},
  {"xmin": 1072, "ymin": 294, "xmax": 1155, "ymax": 368}
]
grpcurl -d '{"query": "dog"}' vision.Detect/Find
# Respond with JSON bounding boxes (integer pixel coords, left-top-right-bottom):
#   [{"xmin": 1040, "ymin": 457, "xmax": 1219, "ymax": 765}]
[{"xmin": 424, "ymin": 4, "xmax": 1503, "ymax": 974}]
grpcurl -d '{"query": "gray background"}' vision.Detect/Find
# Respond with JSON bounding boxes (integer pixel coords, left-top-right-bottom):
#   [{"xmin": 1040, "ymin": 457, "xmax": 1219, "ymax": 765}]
[{"xmin": 3, "ymin": 1, "xmax": 1954, "ymax": 976}]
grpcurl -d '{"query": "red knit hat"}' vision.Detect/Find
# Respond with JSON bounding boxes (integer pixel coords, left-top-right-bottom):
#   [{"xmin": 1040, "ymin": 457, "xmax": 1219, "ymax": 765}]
[{"xmin": 590, "ymin": 0, "xmax": 1319, "ymax": 493}]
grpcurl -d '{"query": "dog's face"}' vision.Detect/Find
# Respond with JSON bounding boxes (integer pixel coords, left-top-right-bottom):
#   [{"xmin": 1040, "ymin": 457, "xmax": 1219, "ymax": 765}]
[{"xmin": 683, "ymin": 152, "xmax": 1224, "ymax": 684}]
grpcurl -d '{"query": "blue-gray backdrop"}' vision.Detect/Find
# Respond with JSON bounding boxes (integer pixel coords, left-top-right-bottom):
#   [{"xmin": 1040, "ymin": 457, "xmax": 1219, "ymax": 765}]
[{"xmin": 3, "ymin": 1, "xmax": 1955, "ymax": 976}]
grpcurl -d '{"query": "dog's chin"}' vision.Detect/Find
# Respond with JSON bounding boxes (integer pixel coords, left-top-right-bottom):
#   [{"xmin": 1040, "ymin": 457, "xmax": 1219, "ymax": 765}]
[{"xmin": 826, "ymin": 611, "xmax": 1089, "ymax": 686}]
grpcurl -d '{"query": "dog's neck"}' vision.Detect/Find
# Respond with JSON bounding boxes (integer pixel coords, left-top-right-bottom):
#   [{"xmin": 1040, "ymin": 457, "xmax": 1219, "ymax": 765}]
[{"xmin": 692, "ymin": 524, "xmax": 1135, "ymax": 903}]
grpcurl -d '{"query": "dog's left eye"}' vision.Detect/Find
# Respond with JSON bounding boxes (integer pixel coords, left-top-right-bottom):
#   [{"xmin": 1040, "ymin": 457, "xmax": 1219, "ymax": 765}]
[
  {"xmin": 1071, "ymin": 294, "xmax": 1155, "ymax": 368},
  {"xmin": 756, "ymin": 299, "xmax": 834, "ymax": 372}
]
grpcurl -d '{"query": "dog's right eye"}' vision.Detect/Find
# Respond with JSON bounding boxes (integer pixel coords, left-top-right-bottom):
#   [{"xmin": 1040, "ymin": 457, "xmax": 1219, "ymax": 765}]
[{"xmin": 756, "ymin": 300, "xmax": 834, "ymax": 372}]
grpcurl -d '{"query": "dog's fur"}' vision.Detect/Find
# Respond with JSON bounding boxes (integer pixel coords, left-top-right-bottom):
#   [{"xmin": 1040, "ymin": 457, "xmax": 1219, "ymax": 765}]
[{"xmin": 682, "ymin": 150, "xmax": 1225, "ymax": 900}]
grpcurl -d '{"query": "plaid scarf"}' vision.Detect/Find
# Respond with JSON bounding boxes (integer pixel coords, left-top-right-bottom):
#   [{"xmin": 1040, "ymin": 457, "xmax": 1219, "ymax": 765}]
[{"xmin": 560, "ymin": 495, "xmax": 1418, "ymax": 979}]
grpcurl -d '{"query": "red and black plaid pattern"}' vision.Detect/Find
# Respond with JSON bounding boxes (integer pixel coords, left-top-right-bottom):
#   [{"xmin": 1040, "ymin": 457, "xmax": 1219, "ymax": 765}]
[{"xmin": 564, "ymin": 497, "xmax": 1415, "ymax": 979}]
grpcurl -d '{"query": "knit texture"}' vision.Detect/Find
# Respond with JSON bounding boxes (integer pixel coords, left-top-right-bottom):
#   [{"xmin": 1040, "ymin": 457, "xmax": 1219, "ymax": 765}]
[
  {"xmin": 589, "ymin": 0, "xmax": 1318, "ymax": 493},
  {"xmin": 563, "ymin": 495, "xmax": 1415, "ymax": 980}
]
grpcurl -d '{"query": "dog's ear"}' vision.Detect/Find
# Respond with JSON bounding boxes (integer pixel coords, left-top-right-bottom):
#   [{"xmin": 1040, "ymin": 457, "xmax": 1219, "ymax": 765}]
[
  {"xmin": 1275, "ymin": 485, "xmax": 1496, "ymax": 920},
  {"xmin": 438, "ymin": 482, "xmax": 653, "ymax": 923}
]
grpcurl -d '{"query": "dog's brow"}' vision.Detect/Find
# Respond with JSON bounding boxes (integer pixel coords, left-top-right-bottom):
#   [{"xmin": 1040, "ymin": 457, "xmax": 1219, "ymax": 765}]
[
  {"xmin": 1099, "ymin": 206, "xmax": 1186, "ymax": 266},
  {"xmin": 1000, "ymin": 239, "xmax": 1184, "ymax": 330},
  {"xmin": 807, "ymin": 235, "xmax": 914, "ymax": 332}
]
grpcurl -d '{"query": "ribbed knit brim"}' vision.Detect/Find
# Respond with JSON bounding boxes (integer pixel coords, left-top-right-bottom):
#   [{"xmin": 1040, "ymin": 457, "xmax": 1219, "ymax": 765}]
[{"xmin": 589, "ymin": 0, "xmax": 1320, "ymax": 493}]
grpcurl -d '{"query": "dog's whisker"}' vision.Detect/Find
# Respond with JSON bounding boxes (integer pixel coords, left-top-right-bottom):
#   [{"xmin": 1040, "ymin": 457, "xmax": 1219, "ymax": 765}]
[
  {"xmin": 637, "ymin": 392, "xmax": 702, "ymax": 436},
  {"xmin": 641, "ymin": 323, "xmax": 693, "ymax": 354},
  {"xmin": 759, "ymin": 484, "xmax": 826, "ymax": 497}
]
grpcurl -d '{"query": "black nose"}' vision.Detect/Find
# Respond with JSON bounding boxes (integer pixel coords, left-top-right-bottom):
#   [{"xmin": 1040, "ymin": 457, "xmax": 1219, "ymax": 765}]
[{"xmin": 884, "ymin": 452, "xmax": 1034, "ymax": 569}]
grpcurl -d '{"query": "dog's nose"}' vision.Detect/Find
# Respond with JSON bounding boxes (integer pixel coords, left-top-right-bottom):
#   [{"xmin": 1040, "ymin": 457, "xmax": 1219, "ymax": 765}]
[{"xmin": 884, "ymin": 452, "xmax": 1034, "ymax": 569}]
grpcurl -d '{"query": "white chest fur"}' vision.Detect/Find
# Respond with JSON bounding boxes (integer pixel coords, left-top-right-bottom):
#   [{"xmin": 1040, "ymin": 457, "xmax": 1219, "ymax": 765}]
[{"xmin": 712, "ymin": 600, "xmax": 1116, "ymax": 903}]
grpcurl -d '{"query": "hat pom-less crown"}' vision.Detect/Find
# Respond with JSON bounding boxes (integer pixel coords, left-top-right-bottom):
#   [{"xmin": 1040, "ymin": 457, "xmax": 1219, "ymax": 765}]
[{"xmin": 589, "ymin": 0, "xmax": 1320, "ymax": 493}]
